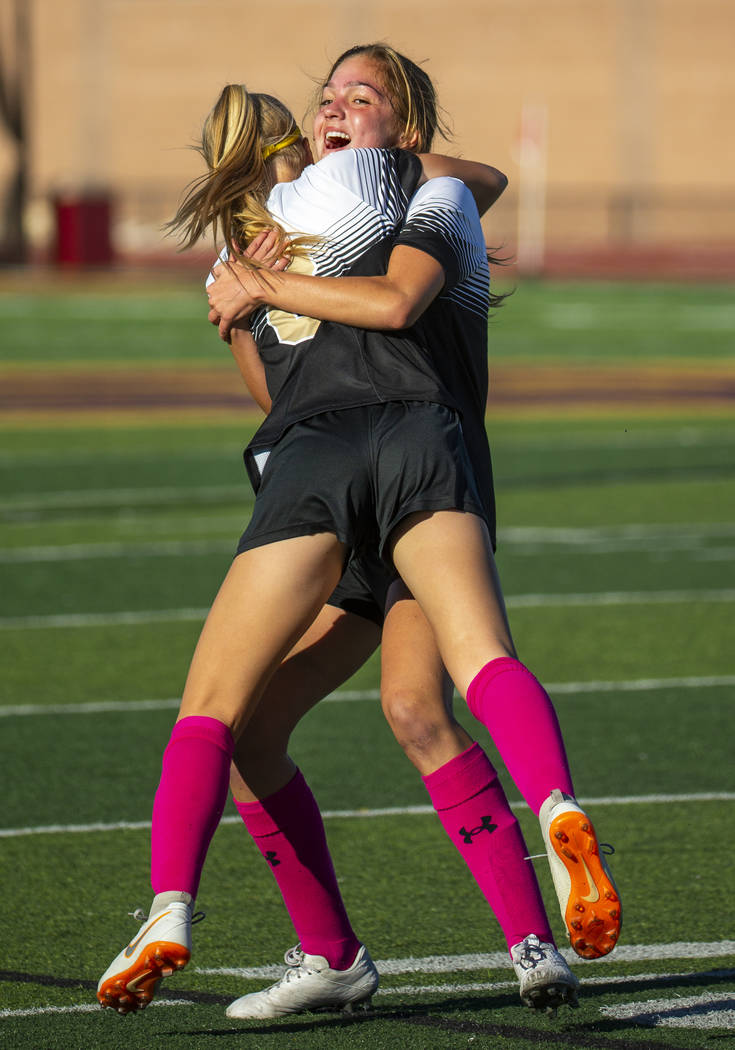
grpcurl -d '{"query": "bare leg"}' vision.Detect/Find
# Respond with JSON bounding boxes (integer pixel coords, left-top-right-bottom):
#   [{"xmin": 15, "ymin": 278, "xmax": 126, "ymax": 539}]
[
  {"xmin": 389, "ymin": 510, "xmax": 619, "ymax": 962},
  {"xmin": 179, "ymin": 533, "xmax": 347, "ymax": 736},
  {"xmin": 388, "ymin": 509, "xmax": 514, "ymax": 696},
  {"xmin": 231, "ymin": 604, "xmax": 380, "ymax": 800},
  {"xmin": 388, "ymin": 510, "xmax": 573, "ymax": 812},
  {"xmin": 228, "ymin": 605, "xmax": 381, "ymax": 971},
  {"xmin": 379, "ymin": 579, "xmax": 554, "ymax": 953},
  {"xmin": 381, "ymin": 580, "xmax": 472, "ymax": 775}
]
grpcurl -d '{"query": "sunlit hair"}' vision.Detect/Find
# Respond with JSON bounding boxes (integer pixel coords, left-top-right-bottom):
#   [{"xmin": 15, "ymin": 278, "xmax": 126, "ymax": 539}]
[
  {"xmin": 166, "ymin": 85, "xmax": 314, "ymax": 256},
  {"xmin": 316, "ymin": 43, "xmax": 452, "ymax": 153}
]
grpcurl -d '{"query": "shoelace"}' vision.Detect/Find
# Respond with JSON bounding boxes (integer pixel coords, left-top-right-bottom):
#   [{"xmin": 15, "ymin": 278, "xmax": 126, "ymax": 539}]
[
  {"xmin": 513, "ymin": 935, "xmax": 549, "ymax": 971},
  {"xmin": 127, "ymin": 907, "xmax": 205, "ymax": 925},
  {"xmin": 279, "ymin": 944, "xmax": 320, "ymax": 983}
]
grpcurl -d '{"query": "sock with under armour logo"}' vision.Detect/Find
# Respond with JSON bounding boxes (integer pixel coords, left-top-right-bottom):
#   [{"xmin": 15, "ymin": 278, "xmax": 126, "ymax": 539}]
[
  {"xmin": 235, "ymin": 769, "xmax": 361, "ymax": 971},
  {"xmin": 466, "ymin": 657, "xmax": 575, "ymax": 815},
  {"xmin": 150, "ymin": 715, "xmax": 234, "ymax": 898},
  {"xmin": 423, "ymin": 742, "xmax": 554, "ymax": 951}
]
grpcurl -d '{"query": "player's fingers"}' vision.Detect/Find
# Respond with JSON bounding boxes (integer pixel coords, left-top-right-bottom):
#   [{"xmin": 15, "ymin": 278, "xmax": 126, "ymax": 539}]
[{"xmin": 243, "ymin": 232, "xmax": 268, "ymax": 259}]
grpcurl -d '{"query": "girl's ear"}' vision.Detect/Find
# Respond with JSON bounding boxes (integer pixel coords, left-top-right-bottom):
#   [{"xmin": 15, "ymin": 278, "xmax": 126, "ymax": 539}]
[{"xmin": 398, "ymin": 127, "xmax": 420, "ymax": 151}]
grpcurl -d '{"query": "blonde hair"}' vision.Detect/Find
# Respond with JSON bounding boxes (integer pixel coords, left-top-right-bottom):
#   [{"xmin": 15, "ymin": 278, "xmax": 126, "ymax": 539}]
[
  {"xmin": 167, "ymin": 85, "xmax": 312, "ymax": 255},
  {"xmin": 318, "ymin": 44, "xmax": 451, "ymax": 153}
]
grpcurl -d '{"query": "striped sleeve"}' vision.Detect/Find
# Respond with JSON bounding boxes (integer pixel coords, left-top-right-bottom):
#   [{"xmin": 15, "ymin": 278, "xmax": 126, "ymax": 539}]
[{"xmin": 394, "ymin": 177, "xmax": 490, "ymax": 315}]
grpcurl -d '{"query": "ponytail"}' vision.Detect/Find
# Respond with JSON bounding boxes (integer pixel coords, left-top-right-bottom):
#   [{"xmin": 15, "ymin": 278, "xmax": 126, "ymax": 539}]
[{"xmin": 166, "ymin": 85, "xmax": 313, "ymax": 257}]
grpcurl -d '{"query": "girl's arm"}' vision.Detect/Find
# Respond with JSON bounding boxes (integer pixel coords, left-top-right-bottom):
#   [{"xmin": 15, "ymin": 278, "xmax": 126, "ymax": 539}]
[
  {"xmin": 207, "ymin": 244, "xmax": 445, "ymax": 343},
  {"xmin": 416, "ymin": 155, "xmax": 507, "ymax": 216},
  {"xmin": 229, "ymin": 326, "xmax": 271, "ymax": 413}
]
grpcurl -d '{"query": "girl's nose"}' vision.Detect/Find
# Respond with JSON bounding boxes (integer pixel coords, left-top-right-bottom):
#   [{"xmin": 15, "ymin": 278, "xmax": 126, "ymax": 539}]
[{"xmin": 321, "ymin": 96, "xmax": 344, "ymax": 119}]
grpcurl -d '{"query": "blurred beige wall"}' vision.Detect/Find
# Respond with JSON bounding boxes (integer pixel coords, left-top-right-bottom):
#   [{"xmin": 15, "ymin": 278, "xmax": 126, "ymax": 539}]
[{"xmin": 2, "ymin": 0, "xmax": 734, "ymax": 267}]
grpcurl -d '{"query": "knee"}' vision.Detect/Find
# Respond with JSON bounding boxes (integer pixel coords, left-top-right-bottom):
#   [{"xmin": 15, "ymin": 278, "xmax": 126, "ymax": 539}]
[
  {"xmin": 381, "ymin": 686, "xmax": 447, "ymax": 760},
  {"xmin": 231, "ymin": 728, "xmax": 284, "ymax": 789}
]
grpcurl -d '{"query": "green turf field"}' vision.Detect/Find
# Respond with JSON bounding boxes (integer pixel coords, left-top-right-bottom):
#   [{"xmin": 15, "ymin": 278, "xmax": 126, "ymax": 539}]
[{"xmin": 1, "ymin": 279, "xmax": 734, "ymax": 1048}]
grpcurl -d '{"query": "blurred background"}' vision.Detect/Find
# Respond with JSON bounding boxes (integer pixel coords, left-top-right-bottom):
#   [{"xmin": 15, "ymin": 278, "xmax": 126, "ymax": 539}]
[{"xmin": 1, "ymin": 0, "xmax": 734, "ymax": 279}]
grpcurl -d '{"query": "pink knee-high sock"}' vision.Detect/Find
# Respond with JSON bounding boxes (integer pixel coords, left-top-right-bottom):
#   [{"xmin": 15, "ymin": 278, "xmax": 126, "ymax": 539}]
[
  {"xmin": 423, "ymin": 743, "xmax": 554, "ymax": 951},
  {"xmin": 235, "ymin": 770, "xmax": 360, "ymax": 970},
  {"xmin": 466, "ymin": 657, "xmax": 574, "ymax": 815},
  {"xmin": 150, "ymin": 715, "xmax": 234, "ymax": 899}
]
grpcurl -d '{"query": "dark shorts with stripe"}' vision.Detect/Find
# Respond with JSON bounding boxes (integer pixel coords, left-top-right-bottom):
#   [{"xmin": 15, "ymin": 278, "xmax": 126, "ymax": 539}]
[{"xmin": 237, "ymin": 401, "xmax": 486, "ymax": 594}]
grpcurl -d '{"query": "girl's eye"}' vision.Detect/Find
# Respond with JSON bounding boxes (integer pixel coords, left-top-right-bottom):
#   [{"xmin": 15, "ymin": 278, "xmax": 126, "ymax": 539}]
[
  {"xmin": 352, "ymin": 96, "xmax": 370, "ymax": 105},
  {"xmin": 319, "ymin": 97, "xmax": 333, "ymax": 107}
]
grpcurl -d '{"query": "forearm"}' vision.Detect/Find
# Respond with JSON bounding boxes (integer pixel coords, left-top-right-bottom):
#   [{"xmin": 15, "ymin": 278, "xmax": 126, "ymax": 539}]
[
  {"xmin": 229, "ymin": 327, "xmax": 271, "ymax": 413},
  {"xmin": 209, "ymin": 246, "xmax": 445, "ymax": 339},
  {"xmin": 249, "ymin": 268, "xmax": 436, "ymax": 331}
]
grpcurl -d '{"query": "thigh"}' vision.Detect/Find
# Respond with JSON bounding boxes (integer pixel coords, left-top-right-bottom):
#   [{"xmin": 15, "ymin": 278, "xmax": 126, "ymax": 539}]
[
  {"xmin": 179, "ymin": 533, "xmax": 347, "ymax": 737},
  {"xmin": 389, "ymin": 510, "xmax": 517, "ymax": 699},
  {"xmin": 232, "ymin": 603, "xmax": 381, "ymax": 799}
]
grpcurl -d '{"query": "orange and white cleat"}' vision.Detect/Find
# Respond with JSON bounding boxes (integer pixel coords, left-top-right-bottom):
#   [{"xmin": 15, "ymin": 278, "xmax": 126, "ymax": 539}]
[
  {"xmin": 539, "ymin": 789, "xmax": 622, "ymax": 960},
  {"xmin": 97, "ymin": 902, "xmax": 194, "ymax": 1014}
]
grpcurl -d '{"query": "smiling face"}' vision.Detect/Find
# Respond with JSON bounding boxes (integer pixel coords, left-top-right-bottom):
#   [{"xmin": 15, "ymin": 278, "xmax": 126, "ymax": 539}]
[{"xmin": 313, "ymin": 56, "xmax": 409, "ymax": 160}]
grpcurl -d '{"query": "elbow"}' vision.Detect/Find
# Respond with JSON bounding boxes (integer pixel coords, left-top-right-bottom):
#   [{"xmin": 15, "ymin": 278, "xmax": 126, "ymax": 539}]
[
  {"xmin": 380, "ymin": 294, "xmax": 419, "ymax": 330},
  {"xmin": 487, "ymin": 169, "xmax": 509, "ymax": 205}
]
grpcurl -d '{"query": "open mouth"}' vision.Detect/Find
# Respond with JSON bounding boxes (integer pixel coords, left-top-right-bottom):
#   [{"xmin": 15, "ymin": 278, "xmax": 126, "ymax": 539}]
[{"xmin": 324, "ymin": 130, "xmax": 351, "ymax": 150}]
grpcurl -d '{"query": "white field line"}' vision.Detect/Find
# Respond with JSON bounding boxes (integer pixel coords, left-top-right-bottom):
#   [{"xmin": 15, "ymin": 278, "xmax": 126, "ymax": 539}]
[
  {"xmin": 0, "ymin": 539, "xmax": 235, "ymax": 563},
  {"xmin": 0, "ymin": 484, "xmax": 248, "ymax": 512},
  {"xmin": 1, "ymin": 674, "xmax": 733, "ymax": 720},
  {"xmin": 200, "ymin": 941, "xmax": 735, "ymax": 981},
  {"xmin": 0, "ymin": 999, "xmax": 195, "ymax": 1019},
  {"xmin": 5, "ymin": 522, "xmax": 735, "ymax": 563},
  {"xmin": 1, "ymin": 956, "xmax": 733, "ymax": 1022},
  {"xmin": 3, "ymin": 588, "xmax": 735, "ymax": 632},
  {"xmin": 600, "ymin": 992, "xmax": 735, "ymax": 1029},
  {"xmin": 2, "ymin": 792, "xmax": 733, "ymax": 840}
]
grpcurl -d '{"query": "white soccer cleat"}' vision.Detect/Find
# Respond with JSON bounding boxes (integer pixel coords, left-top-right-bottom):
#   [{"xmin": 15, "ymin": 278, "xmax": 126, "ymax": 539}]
[
  {"xmin": 97, "ymin": 902, "xmax": 193, "ymax": 1014},
  {"xmin": 510, "ymin": 934, "xmax": 580, "ymax": 1014},
  {"xmin": 539, "ymin": 788, "xmax": 622, "ymax": 959},
  {"xmin": 225, "ymin": 943, "xmax": 379, "ymax": 1019}
]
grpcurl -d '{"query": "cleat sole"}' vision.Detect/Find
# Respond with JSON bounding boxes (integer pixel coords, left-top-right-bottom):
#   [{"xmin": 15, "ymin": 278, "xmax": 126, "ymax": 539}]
[
  {"xmin": 97, "ymin": 940, "xmax": 190, "ymax": 1014},
  {"xmin": 548, "ymin": 810, "xmax": 622, "ymax": 959}
]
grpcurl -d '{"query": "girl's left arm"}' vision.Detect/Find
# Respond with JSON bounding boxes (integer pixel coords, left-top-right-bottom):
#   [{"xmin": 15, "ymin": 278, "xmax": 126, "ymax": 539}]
[{"xmin": 416, "ymin": 155, "xmax": 507, "ymax": 216}]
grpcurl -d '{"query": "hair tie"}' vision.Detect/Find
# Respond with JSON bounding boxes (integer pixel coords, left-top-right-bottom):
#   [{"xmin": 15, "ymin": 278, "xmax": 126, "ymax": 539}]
[{"xmin": 262, "ymin": 128, "xmax": 302, "ymax": 161}]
